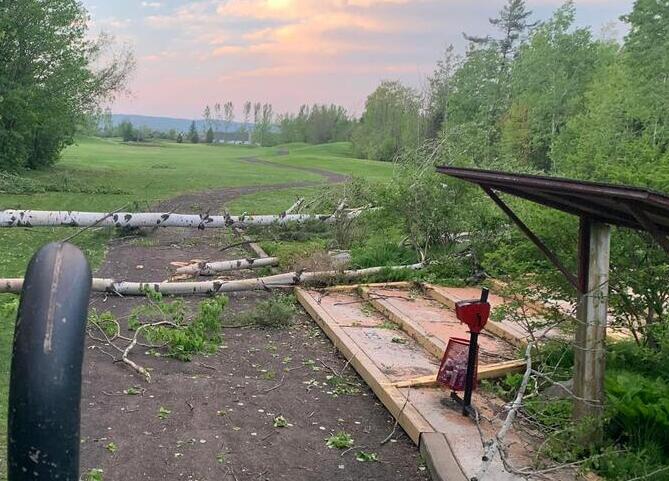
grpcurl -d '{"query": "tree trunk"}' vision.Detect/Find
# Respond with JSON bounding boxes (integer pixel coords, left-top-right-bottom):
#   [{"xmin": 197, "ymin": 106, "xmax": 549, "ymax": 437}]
[
  {"xmin": 0, "ymin": 209, "xmax": 365, "ymax": 229},
  {"xmin": 0, "ymin": 264, "xmax": 423, "ymax": 296},
  {"xmin": 174, "ymin": 257, "xmax": 279, "ymax": 276}
]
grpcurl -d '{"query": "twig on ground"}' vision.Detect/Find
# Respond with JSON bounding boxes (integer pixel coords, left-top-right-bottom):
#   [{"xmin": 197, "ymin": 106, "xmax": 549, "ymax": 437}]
[{"xmin": 263, "ymin": 374, "xmax": 286, "ymax": 393}]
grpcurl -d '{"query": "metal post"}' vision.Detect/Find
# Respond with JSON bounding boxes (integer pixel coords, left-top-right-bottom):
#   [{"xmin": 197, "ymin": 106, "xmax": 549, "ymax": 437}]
[
  {"xmin": 573, "ymin": 220, "xmax": 610, "ymax": 424},
  {"xmin": 461, "ymin": 288, "xmax": 487, "ymax": 416},
  {"xmin": 8, "ymin": 242, "xmax": 91, "ymax": 481}
]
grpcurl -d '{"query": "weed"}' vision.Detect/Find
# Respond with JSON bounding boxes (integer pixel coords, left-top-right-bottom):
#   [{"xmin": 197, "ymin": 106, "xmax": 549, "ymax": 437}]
[
  {"xmin": 132, "ymin": 237, "xmax": 158, "ymax": 247},
  {"xmin": 273, "ymin": 415, "xmax": 288, "ymax": 428},
  {"xmin": 261, "ymin": 369, "xmax": 276, "ymax": 380},
  {"xmin": 356, "ymin": 451, "xmax": 378, "ymax": 462},
  {"xmin": 391, "ymin": 336, "xmax": 407, "ymax": 344},
  {"xmin": 86, "ymin": 468, "xmax": 104, "ymax": 481},
  {"xmin": 123, "ymin": 386, "xmax": 142, "ymax": 395},
  {"xmin": 326, "ymin": 432, "xmax": 354, "ymax": 449},
  {"xmin": 216, "ymin": 452, "xmax": 226, "ymax": 464},
  {"xmin": 379, "ymin": 319, "xmax": 398, "ymax": 330},
  {"xmin": 105, "ymin": 442, "xmax": 118, "ymax": 454},
  {"xmin": 233, "ymin": 293, "xmax": 297, "ymax": 329},
  {"xmin": 158, "ymin": 407, "xmax": 171, "ymax": 420}
]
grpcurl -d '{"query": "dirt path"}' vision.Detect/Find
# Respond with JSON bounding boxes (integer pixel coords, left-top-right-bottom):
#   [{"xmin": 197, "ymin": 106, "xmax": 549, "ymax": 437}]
[
  {"xmin": 241, "ymin": 157, "xmax": 351, "ymax": 184},
  {"xmin": 79, "ymin": 171, "xmax": 428, "ymax": 480}
]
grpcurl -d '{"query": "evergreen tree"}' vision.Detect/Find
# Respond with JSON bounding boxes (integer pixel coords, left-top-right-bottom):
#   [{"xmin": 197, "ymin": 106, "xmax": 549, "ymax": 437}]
[
  {"xmin": 189, "ymin": 121, "xmax": 199, "ymax": 144},
  {"xmin": 205, "ymin": 126, "xmax": 214, "ymax": 144},
  {"xmin": 120, "ymin": 121, "xmax": 135, "ymax": 142}
]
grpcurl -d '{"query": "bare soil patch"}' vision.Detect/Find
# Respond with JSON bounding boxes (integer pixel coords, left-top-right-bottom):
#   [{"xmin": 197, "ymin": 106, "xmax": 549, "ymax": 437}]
[{"xmin": 80, "ymin": 180, "xmax": 429, "ymax": 480}]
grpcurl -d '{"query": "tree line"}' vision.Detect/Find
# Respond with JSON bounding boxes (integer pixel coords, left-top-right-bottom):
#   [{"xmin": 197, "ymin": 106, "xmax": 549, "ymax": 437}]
[
  {"xmin": 354, "ymin": 0, "xmax": 669, "ymax": 191},
  {"xmin": 0, "ymin": 0, "xmax": 133, "ymax": 170}
]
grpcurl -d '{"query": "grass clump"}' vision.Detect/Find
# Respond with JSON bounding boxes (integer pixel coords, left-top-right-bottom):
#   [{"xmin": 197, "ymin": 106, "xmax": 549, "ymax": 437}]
[
  {"xmin": 326, "ymin": 432, "xmax": 354, "ymax": 449},
  {"xmin": 326, "ymin": 374, "xmax": 361, "ymax": 396},
  {"xmin": 232, "ymin": 293, "xmax": 297, "ymax": 328}
]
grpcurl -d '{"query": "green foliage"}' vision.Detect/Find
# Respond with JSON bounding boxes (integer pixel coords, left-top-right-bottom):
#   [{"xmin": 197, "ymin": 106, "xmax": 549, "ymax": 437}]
[
  {"xmin": 273, "ymin": 415, "xmax": 288, "ymax": 428},
  {"xmin": 279, "ymin": 104, "xmax": 353, "ymax": 144},
  {"xmin": 605, "ymin": 371, "xmax": 669, "ymax": 453},
  {"xmin": 0, "ymin": 0, "xmax": 132, "ymax": 170},
  {"xmin": 157, "ymin": 406, "xmax": 171, "ymax": 420},
  {"xmin": 325, "ymin": 374, "xmax": 361, "ymax": 396},
  {"xmin": 326, "ymin": 432, "xmax": 354, "ymax": 449},
  {"xmin": 205, "ymin": 127, "xmax": 214, "ymax": 144},
  {"xmin": 232, "ymin": 293, "xmax": 297, "ymax": 329},
  {"xmin": 352, "ymin": 81, "xmax": 423, "ymax": 161},
  {"xmin": 355, "ymin": 451, "xmax": 379, "ymax": 462},
  {"xmin": 86, "ymin": 468, "xmax": 104, "ymax": 481},
  {"xmin": 105, "ymin": 442, "xmax": 118, "ymax": 454},
  {"xmin": 189, "ymin": 121, "xmax": 199, "ymax": 144},
  {"xmin": 142, "ymin": 295, "xmax": 227, "ymax": 361},
  {"xmin": 89, "ymin": 309, "xmax": 118, "ymax": 337},
  {"xmin": 128, "ymin": 291, "xmax": 227, "ymax": 361}
]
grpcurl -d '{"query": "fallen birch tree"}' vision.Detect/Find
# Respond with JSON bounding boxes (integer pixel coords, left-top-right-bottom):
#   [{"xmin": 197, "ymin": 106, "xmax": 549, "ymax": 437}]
[
  {"xmin": 0, "ymin": 263, "xmax": 423, "ymax": 296},
  {"xmin": 173, "ymin": 256, "xmax": 279, "ymax": 276},
  {"xmin": 0, "ymin": 209, "xmax": 366, "ymax": 229}
]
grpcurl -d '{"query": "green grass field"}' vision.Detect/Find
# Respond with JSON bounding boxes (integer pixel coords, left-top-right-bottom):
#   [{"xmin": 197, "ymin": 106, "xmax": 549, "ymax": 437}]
[{"xmin": 0, "ymin": 137, "xmax": 391, "ymax": 474}]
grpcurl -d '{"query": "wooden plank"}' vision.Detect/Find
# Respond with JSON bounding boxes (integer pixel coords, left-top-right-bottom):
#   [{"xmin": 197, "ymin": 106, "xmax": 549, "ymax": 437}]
[
  {"xmin": 360, "ymin": 286, "xmax": 447, "ymax": 359},
  {"xmin": 422, "ymin": 283, "xmax": 527, "ymax": 348},
  {"xmin": 295, "ymin": 288, "xmax": 434, "ymax": 444},
  {"xmin": 322, "ymin": 281, "xmax": 414, "ymax": 292},
  {"xmin": 420, "ymin": 432, "xmax": 468, "ymax": 481},
  {"xmin": 392, "ymin": 359, "xmax": 527, "ymax": 389}
]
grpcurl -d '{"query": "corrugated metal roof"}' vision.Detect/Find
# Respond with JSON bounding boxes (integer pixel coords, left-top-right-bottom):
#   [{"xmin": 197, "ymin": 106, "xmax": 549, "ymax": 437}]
[{"xmin": 436, "ymin": 166, "xmax": 669, "ymax": 234}]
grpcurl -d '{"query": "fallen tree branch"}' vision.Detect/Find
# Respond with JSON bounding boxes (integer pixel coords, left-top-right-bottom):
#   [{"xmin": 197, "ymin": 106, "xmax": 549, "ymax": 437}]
[
  {"xmin": 174, "ymin": 256, "xmax": 279, "ymax": 277},
  {"xmin": 0, "ymin": 209, "xmax": 366, "ymax": 229},
  {"xmin": 0, "ymin": 263, "xmax": 424, "ymax": 296},
  {"xmin": 284, "ymin": 198, "xmax": 304, "ymax": 215},
  {"xmin": 474, "ymin": 343, "xmax": 533, "ymax": 481}
]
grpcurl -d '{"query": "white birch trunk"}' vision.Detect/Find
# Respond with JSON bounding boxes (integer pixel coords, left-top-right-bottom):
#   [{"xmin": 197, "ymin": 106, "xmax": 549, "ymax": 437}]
[
  {"xmin": 175, "ymin": 257, "xmax": 279, "ymax": 276},
  {"xmin": 0, "ymin": 264, "xmax": 423, "ymax": 296},
  {"xmin": 0, "ymin": 209, "xmax": 365, "ymax": 229}
]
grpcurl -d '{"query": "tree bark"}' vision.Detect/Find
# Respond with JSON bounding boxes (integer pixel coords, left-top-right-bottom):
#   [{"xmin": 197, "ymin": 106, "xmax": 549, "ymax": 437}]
[
  {"xmin": 174, "ymin": 256, "xmax": 279, "ymax": 276},
  {"xmin": 0, "ymin": 263, "xmax": 423, "ymax": 296},
  {"xmin": 0, "ymin": 209, "xmax": 365, "ymax": 229}
]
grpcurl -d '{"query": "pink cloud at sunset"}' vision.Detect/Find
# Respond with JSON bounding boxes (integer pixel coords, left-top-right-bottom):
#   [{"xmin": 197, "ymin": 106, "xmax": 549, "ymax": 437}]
[{"xmin": 83, "ymin": 0, "xmax": 634, "ymax": 118}]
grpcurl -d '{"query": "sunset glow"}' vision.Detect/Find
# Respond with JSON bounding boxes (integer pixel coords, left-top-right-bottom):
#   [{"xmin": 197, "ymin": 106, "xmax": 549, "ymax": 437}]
[{"xmin": 84, "ymin": 0, "xmax": 634, "ymax": 118}]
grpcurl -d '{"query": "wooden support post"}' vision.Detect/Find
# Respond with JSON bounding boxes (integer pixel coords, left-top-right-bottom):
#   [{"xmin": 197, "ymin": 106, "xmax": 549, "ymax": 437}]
[{"xmin": 573, "ymin": 219, "xmax": 610, "ymax": 424}]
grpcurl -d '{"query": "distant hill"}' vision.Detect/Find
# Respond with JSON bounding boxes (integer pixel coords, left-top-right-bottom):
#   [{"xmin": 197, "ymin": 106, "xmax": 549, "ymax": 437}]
[{"xmin": 110, "ymin": 114, "xmax": 249, "ymax": 133}]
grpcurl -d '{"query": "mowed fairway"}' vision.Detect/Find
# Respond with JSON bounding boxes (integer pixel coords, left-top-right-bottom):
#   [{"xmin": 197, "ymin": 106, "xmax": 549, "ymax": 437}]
[{"xmin": 0, "ymin": 137, "xmax": 393, "ymax": 476}]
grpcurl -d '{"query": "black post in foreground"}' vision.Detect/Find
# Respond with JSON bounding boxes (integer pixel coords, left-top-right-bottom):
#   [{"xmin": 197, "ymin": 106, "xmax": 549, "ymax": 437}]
[
  {"xmin": 460, "ymin": 288, "xmax": 488, "ymax": 416},
  {"xmin": 8, "ymin": 242, "xmax": 91, "ymax": 481}
]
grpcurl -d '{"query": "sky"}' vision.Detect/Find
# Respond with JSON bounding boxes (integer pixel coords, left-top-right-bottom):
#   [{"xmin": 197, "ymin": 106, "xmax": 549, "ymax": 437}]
[{"xmin": 84, "ymin": 0, "xmax": 635, "ymax": 119}]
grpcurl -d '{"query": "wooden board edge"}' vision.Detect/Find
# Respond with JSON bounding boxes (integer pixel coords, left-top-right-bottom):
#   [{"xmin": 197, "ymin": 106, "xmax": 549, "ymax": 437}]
[
  {"xmin": 320, "ymin": 281, "xmax": 415, "ymax": 293},
  {"xmin": 420, "ymin": 432, "xmax": 468, "ymax": 481},
  {"xmin": 295, "ymin": 288, "xmax": 435, "ymax": 444}
]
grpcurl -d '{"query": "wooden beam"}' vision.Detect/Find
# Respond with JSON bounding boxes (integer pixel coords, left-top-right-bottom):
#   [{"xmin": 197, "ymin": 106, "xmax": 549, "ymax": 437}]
[
  {"xmin": 392, "ymin": 359, "xmax": 528, "ymax": 389},
  {"xmin": 625, "ymin": 204, "xmax": 669, "ymax": 255},
  {"xmin": 483, "ymin": 187, "xmax": 579, "ymax": 290},
  {"xmin": 573, "ymin": 221, "xmax": 610, "ymax": 424}
]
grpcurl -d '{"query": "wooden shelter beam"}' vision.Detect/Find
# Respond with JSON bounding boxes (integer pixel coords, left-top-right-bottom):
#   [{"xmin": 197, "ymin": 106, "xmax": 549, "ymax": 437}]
[{"xmin": 482, "ymin": 187, "xmax": 579, "ymax": 290}]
